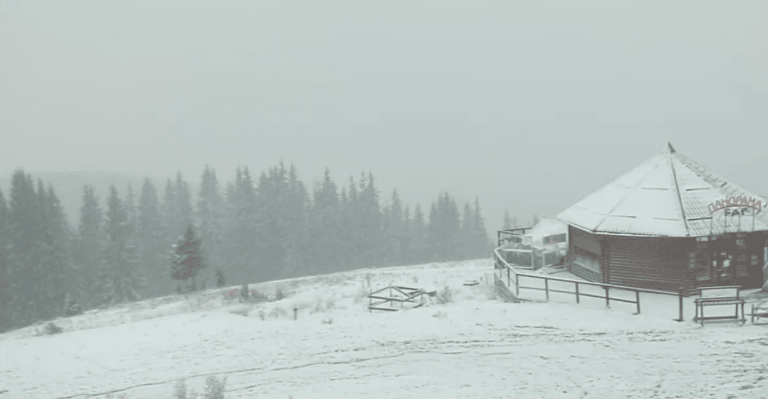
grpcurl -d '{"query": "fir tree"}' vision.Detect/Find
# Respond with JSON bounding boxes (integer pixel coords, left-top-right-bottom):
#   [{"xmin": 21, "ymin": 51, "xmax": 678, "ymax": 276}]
[
  {"xmin": 310, "ymin": 168, "xmax": 342, "ymax": 273},
  {"xmin": 100, "ymin": 185, "xmax": 144, "ymax": 306},
  {"xmin": 41, "ymin": 184, "xmax": 69, "ymax": 318},
  {"xmin": 138, "ymin": 178, "xmax": 166, "ymax": 298},
  {"xmin": 401, "ymin": 205, "xmax": 413, "ymax": 265},
  {"xmin": 503, "ymin": 210, "xmax": 513, "ymax": 230},
  {"xmin": 7, "ymin": 171, "xmax": 44, "ymax": 327},
  {"xmin": 74, "ymin": 185, "xmax": 103, "ymax": 309},
  {"xmin": 410, "ymin": 204, "xmax": 427, "ymax": 263},
  {"xmin": 385, "ymin": 189, "xmax": 403, "ymax": 265},
  {"xmin": 170, "ymin": 224, "xmax": 206, "ymax": 292},
  {"xmin": 472, "ymin": 197, "xmax": 490, "ymax": 257},
  {"xmin": 461, "ymin": 202, "xmax": 474, "ymax": 260},
  {"xmin": 0, "ymin": 190, "xmax": 10, "ymax": 332},
  {"xmin": 197, "ymin": 165, "xmax": 225, "ymax": 283}
]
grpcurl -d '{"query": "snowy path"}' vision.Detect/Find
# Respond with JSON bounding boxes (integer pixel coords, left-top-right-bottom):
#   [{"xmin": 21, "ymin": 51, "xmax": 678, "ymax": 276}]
[{"xmin": 2, "ymin": 260, "xmax": 768, "ymax": 399}]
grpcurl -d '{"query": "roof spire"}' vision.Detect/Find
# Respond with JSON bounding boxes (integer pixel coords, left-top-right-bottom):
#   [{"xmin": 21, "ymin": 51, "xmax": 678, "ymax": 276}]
[{"xmin": 667, "ymin": 142, "xmax": 676, "ymax": 153}]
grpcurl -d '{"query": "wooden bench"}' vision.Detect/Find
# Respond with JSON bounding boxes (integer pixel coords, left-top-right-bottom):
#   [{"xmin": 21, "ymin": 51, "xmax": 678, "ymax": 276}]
[
  {"xmin": 693, "ymin": 286, "xmax": 746, "ymax": 326},
  {"xmin": 751, "ymin": 301, "xmax": 768, "ymax": 324}
]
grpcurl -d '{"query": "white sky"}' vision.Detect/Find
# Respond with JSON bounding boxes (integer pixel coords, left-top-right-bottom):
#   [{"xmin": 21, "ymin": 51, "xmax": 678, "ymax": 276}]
[{"xmin": 1, "ymin": 0, "xmax": 767, "ymax": 232}]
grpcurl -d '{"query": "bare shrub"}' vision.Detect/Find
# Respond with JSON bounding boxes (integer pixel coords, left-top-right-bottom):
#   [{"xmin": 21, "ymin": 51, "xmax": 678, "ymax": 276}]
[
  {"xmin": 435, "ymin": 286, "xmax": 453, "ymax": 304},
  {"xmin": 230, "ymin": 308, "xmax": 249, "ymax": 317},
  {"xmin": 204, "ymin": 375, "xmax": 227, "ymax": 399},
  {"xmin": 44, "ymin": 322, "xmax": 63, "ymax": 335},
  {"xmin": 269, "ymin": 307, "xmax": 287, "ymax": 318}
]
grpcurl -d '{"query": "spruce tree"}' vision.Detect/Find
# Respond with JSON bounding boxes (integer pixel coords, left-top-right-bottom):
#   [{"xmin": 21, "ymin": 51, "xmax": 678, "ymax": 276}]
[
  {"xmin": 197, "ymin": 165, "xmax": 225, "ymax": 284},
  {"xmin": 41, "ymin": 184, "xmax": 69, "ymax": 319},
  {"xmin": 75, "ymin": 185, "xmax": 104, "ymax": 309},
  {"xmin": 401, "ymin": 205, "xmax": 413, "ymax": 265},
  {"xmin": 175, "ymin": 172, "xmax": 193, "ymax": 231},
  {"xmin": 7, "ymin": 171, "xmax": 44, "ymax": 327},
  {"xmin": 503, "ymin": 210, "xmax": 513, "ymax": 230},
  {"xmin": 283, "ymin": 165, "xmax": 309, "ymax": 278},
  {"xmin": 0, "ymin": 190, "xmax": 10, "ymax": 332},
  {"xmin": 138, "ymin": 178, "xmax": 166, "ymax": 297},
  {"xmin": 310, "ymin": 168, "xmax": 342, "ymax": 273},
  {"xmin": 411, "ymin": 204, "xmax": 427, "ymax": 264},
  {"xmin": 100, "ymin": 185, "xmax": 144, "ymax": 306},
  {"xmin": 170, "ymin": 224, "xmax": 206, "ymax": 292},
  {"xmin": 472, "ymin": 197, "xmax": 490, "ymax": 257},
  {"xmin": 358, "ymin": 172, "xmax": 382, "ymax": 267},
  {"xmin": 386, "ymin": 189, "xmax": 403, "ymax": 265},
  {"xmin": 461, "ymin": 202, "xmax": 474, "ymax": 260}
]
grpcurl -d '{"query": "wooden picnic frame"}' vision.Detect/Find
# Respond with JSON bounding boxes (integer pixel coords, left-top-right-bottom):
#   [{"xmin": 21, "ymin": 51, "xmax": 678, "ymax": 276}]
[
  {"xmin": 750, "ymin": 302, "xmax": 768, "ymax": 324},
  {"xmin": 693, "ymin": 286, "xmax": 746, "ymax": 326},
  {"xmin": 368, "ymin": 285, "xmax": 426, "ymax": 313}
]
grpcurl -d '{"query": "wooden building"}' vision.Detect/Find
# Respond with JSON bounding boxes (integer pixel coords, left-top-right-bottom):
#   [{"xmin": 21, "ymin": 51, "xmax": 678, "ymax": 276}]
[{"xmin": 556, "ymin": 143, "xmax": 768, "ymax": 292}]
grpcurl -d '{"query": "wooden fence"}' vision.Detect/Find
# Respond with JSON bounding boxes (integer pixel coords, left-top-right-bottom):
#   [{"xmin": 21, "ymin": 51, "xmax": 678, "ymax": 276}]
[{"xmin": 493, "ymin": 247, "xmax": 686, "ymax": 321}]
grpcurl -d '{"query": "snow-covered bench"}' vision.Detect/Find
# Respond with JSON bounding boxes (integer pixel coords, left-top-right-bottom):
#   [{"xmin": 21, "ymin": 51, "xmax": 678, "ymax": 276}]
[{"xmin": 693, "ymin": 286, "xmax": 746, "ymax": 326}]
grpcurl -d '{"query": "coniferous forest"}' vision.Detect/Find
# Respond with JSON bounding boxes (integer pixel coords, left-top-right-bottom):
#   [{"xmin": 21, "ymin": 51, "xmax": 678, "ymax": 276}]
[{"xmin": 0, "ymin": 163, "xmax": 492, "ymax": 333}]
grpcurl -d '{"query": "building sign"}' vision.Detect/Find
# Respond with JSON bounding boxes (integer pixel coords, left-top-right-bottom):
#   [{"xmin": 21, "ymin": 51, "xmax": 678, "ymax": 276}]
[
  {"xmin": 543, "ymin": 233, "xmax": 567, "ymax": 244},
  {"xmin": 708, "ymin": 196, "xmax": 762, "ymax": 216}
]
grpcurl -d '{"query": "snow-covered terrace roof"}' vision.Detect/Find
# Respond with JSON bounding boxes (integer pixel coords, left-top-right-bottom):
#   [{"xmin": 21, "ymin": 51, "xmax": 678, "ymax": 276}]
[{"xmin": 556, "ymin": 143, "xmax": 768, "ymax": 237}]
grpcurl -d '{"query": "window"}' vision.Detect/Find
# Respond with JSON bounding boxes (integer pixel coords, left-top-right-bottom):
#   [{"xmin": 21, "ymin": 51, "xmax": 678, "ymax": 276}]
[{"xmin": 574, "ymin": 250, "xmax": 600, "ymax": 273}]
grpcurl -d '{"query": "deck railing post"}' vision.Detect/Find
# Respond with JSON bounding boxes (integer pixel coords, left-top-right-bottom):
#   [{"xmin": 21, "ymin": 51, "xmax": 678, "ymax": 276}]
[
  {"xmin": 604, "ymin": 286, "xmax": 610, "ymax": 307},
  {"xmin": 635, "ymin": 290, "xmax": 640, "ymax": 314},
  {"xmin": 676, "ymin": 286, "xmax": 685, "ymax": 322},
  {"xmin": 515, "ymin": 273, "xmax": 520, "ymax": 297},
  {"xmin": 545, "ymin": 278, "xmax": 549, "ymax": 301},
  {"xmin": 575, "ymin": 282, "xmax": 580, "ymax": 303}
]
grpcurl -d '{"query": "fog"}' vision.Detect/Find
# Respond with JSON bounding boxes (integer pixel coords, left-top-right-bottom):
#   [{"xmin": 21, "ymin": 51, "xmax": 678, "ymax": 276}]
[{"xmin": 2, "ymin": 0, "xmax": 767, "ymax": 232}]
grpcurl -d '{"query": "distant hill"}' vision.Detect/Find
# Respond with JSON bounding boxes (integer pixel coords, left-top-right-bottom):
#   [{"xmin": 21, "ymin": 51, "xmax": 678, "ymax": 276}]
[{"xmin": 0, "ymin": 171, "xmax": 200, "ymax": 229}]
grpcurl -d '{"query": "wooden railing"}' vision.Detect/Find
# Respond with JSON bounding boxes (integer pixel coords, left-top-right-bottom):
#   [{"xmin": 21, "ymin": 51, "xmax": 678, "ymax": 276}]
[{"xmin": 494, "ymin": 247, "xmax": 686, "ymax": 321}]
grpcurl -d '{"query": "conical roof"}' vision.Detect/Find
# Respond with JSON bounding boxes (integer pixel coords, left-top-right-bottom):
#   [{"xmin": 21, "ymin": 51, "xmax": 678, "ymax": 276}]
[{"xmin": 557, "ymin": 143, "xmax": 768, "ymax": 237}]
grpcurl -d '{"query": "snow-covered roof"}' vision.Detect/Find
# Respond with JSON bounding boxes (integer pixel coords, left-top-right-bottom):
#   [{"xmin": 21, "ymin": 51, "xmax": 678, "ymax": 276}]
[{"xmin": 556, "ymin": 143, "xmax": 768, "ymax": 237}]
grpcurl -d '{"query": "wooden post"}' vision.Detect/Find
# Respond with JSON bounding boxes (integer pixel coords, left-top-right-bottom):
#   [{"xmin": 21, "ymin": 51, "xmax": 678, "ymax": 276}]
[
  {"xmin": 575, "ymin": 282, "xmax": 580, "ymax": 303},
  {"xmin": 676, "ymin": 286, "xmax": 685, "ymax": 322},
  {"xmin": 635, "ymin": 291, "xmax": 640, "ymax": 314},
  {"xmin": 293, "ymin": 306, "xmax": 298, "ymax": 320},
  {"xmin": 515, "ymin": 273, "xmax": 520, "ymax": 297},
  {"xmin": 604, "ymin": 286, "xmax": 610, "ymax": 307},
  {"xmin": 544, "ymin": 278, "xmax": 549, "ymax": 301}
]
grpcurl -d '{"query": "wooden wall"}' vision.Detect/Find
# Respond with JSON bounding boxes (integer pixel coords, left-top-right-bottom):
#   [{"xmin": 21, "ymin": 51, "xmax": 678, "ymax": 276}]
[{"xmin": 604, "ymin": 235, "xmax": 689, "ymax": 291}]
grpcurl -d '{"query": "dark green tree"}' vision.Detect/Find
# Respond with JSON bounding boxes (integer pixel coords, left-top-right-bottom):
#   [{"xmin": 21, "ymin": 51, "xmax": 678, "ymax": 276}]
[
  {"xmin": 100, "ymin": 185, "xmax": 144, "ymax": 306},
  {"xmin": 197, "ymin": 165, "xmax": 225, "ymax": 283},
  {"xmin": 74, "ymin": 185, "xmax": 103, "ymax": 309},
  {"xmin": 0, "ymin": 189, "xmax": 10, "ymax": 332},
  {"xmin": 138, "ymin": 178, "xmax": 166, "ymax": 297},
  {"xmin": 170, "ymin": 224, "xmax": 206, "ymax": 292}
]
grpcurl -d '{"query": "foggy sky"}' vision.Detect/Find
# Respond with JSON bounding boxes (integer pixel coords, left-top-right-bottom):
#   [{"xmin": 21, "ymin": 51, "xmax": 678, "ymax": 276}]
[{"xmin": 2, "ymin": 0, "xmax": 767, "ymax": 234}]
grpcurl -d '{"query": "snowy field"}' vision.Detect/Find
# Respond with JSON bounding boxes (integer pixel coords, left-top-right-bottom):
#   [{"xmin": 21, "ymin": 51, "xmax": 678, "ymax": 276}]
[{"xmin": 2, "ymin": 259, "xmax": 768, "ymax": 399}]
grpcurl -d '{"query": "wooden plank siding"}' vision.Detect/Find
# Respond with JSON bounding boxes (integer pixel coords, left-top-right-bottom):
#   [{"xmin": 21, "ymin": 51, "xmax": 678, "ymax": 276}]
[
  {"xmin": 567, "ymin": 226, "xmax": 603, "ymax": 282},
  {"xmin": 604, "ymin": 236, "xmax": 690, "ymax": 291}
]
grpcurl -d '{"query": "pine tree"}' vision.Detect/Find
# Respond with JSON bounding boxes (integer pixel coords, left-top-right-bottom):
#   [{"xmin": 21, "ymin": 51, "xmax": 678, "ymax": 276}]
[
  {"xmin": 74, "ymin": 185, "xmax": 103, "ymax": 309},
  {"xmin": 358, "ymin": 172, "xmax": 383, "ymax": 267},
  {"xmin": 460, "ymin": 202, "xmax": 474, "ymax": 260},
  {"xmin": 411, "ymin": 204, "xmax": 427, "ymax": 264},
  {"xmin": 385, "ymin": 189, "xmax": 403, "ymax": 265},
  {"xmin": 41, "ymin": 184, "xmax": 69, "ymax": 318},
  {"xmin": 197, "ymin": 165, "xmax": 225, "ymax": 283},
  {"xmin": 100, "ymin": 185, "xmax": 144, "ymax": 306},
  {"xmin": 138, "ymin": 178, "xmax": 166, "ymax": 298},
  {"xmin": 0, "ymin": 189, "xmax": 10, "ymax": 332},
  {"xmin": 503, "ymin": 210, "xmax": 513, "ymax": 230},
  {"xmin": 472, "ymin": 197, "xmax": 490, "ymax": 257},
  {"xmin": 7, "ymin": 171, "xmax": 45, "ymax": 327},
  {"xmin": 401, "ymin": 205, "xmax": 413, "ymax": 265},
  {"xmin": 170, "ymin": 224, "xmax": 206, "ymax": 292},
  {"xmin": 282, "ymin": 165, "xmax": 310, "ymax": 278},
  {"xmin": 310, "ymin": 168, "xmax": 342, "ymax": 273},
  {"xmin": 222, "ymin": 167, "xmax": 260, "ymax": 283},
  {"xmin": 175, "ymin": 172, "xmax": 193, "ymax": 231}
]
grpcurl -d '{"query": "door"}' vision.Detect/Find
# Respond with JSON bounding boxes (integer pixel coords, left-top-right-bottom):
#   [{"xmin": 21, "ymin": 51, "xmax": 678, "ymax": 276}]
[{"xmin": 710, "ymin": 236, "xmax": 735, "ymax": 285}]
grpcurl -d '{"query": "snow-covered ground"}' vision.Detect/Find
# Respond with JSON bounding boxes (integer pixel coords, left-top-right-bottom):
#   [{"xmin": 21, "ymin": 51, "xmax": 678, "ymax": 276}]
[{"xmin": 2, "ymin": 259, "xmax": 768, "ymax": 399}]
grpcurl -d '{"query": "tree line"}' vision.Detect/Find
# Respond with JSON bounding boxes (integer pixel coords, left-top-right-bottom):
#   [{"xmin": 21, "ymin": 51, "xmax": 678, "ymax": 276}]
[{"xmin": 0, "ymin": 163, "xmax": 493, "ymax": 333}]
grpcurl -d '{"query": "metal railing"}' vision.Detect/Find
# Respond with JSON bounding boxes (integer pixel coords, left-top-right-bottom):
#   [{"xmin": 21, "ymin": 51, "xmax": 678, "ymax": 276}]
[{"xmin": 494, "ymin": 247, "xmax": 686, "ymax": 321}]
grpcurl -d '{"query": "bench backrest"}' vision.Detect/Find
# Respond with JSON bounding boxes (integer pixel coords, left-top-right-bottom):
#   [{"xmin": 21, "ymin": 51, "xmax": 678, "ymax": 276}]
[{"xmin": 699, "ymin": 286, "xmax": 740, "ymax": 299}]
